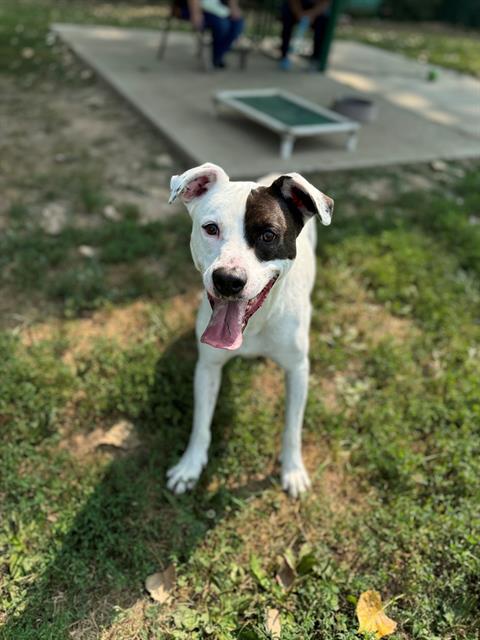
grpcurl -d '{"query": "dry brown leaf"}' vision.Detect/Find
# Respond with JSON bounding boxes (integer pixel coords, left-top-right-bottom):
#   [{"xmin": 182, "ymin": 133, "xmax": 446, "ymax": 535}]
[
  {"xmin": 265, "ymin": 607, "xmax": 281, "ymax": 639},
  {"xmin": 356, "ymin": 590, "xmax": 397, "ymax": 639},
  {"xmin": 145, "ymin": 565, "xmax": 176, "ymax": 604},
  {"xmin": 276, "ymin": 556, "xmax": 296, "ymax": 590}
]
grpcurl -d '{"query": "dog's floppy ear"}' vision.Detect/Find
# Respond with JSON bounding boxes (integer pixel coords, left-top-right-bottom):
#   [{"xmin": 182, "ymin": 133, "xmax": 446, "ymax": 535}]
[
  {"xmin": 270, "ymin": 173, "xmax": 334, "ymax": 226},
  {"xmin": 169, "ymin": 163, "xmax": 229, "ymax": 205}
]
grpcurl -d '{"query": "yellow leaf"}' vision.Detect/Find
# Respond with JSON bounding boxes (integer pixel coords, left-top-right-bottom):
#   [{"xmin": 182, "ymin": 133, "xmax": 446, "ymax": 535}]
[{"xmin": 356, "ymin": 590, "xmax": 397, "ymax": 639}]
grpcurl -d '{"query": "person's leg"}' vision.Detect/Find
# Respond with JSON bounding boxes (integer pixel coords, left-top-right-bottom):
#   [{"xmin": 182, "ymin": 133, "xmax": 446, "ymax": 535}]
[
  {"xmin": 203, "ymin": 11, "xmax": 243, "ymax": 67},
  {"xmin": 280, "ymin": 1, "xmax": 296, "ymax": 59},
  {"xmin": 223, "ymin": 16, "xmax": 244, "ymax": 54},
  {"xmin": 202, "ymin": 11, "xmax": 229, "ymax": 66},
  {"xmin": 311, "ymin": 12, "xmax": 329, "ymax": 61}
]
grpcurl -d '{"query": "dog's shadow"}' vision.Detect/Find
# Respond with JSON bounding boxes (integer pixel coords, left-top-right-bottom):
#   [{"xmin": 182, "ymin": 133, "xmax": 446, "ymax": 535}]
[{"xmin": 2, "ymin": 330, "xmax": 275, "ymax": 637}]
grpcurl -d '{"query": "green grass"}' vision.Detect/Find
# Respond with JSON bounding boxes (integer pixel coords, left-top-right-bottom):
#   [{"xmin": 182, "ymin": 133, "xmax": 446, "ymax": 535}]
[
  {"xmin": 1, "ymin": 163, "xmax": 479, "ymax": 638},
  {"xmin": 338, "ymin": 21, "xmax": 480, "ymax": 77},
  {"xmin": 0, "ymin": 215, "xmax": 194, "ymax": 316},
  {"xmin": 0, "ymin": 0, "xmax": 169, "ymax": 80}
]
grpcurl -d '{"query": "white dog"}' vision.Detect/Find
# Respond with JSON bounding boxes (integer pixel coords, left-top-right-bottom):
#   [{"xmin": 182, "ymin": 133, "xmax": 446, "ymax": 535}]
[{"xmin": 166, "ymin": 163, "xmax": 333, "ymax": 498}]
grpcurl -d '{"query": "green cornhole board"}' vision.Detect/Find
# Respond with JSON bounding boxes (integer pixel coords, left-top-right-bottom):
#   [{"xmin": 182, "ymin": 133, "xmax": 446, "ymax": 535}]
[{"xmin": 214, "ymin": 89, "xmax": 360, "ymax": 159}]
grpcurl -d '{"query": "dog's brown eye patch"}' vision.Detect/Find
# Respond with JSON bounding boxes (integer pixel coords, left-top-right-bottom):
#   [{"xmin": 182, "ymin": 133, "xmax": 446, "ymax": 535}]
[{"xmin": 245, "ymin": 187, "xmax": 303, "ymax": 261}]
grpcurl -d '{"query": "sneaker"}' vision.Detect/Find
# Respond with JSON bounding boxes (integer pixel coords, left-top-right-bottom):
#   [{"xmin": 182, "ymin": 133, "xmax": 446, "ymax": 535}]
[{"xmin": 279, "ymin": 57, "xmax": 292, "ymax": 71}]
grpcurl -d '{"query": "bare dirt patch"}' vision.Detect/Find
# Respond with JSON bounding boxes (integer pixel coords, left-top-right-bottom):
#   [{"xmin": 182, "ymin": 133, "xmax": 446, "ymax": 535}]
[
  {"xmin": 62, "ymin": 419, "xmax": 141, "ymax": 458},
  {"xmin": 251, "ymin": 359, "xmax": 284, "ymax": 404},
  {"xmin": 314, "ymin": 275, "xmax": 417, "ymax": 411},
  {"xmin": 333, "ymin": 275, "xmax": 415, "ymax": 346},
  {"xmin": 205, "ymin": 439, "xmax": 372, "ymax": 578},
  {"xmin": 0, "ymin": 74, "xmax": 180, "ymax": 229},
  {"xmin": 20, "ymin": 291, "xmax": 200, "ymax": 366},
  {"xmin": 21, "ymin": 299, "xmax": 151, "ymax": 356},
  {"xmin": 161, "ymin": 291, "xmax": 200, "ymax": 332},
  {"xmin": 302, "ymin": 437, "xmax": 371, "ymax": 517},
  {"xmin": 350, "ymin": 301, "xmax": 413, "ymax": 345}
]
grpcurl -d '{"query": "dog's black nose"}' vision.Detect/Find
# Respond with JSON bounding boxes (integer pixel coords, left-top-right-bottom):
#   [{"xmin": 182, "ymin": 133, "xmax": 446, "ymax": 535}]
[{"xmin": 212, "ymin": 267, "xmax": 247, "ymax": 297}]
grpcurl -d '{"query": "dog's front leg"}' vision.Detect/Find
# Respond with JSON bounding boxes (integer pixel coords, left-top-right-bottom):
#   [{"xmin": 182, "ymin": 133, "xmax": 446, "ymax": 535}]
[
  {"xmin": 281, "ymin": 357, "xmax": 311, "ymax": 498},
  {"xmin": 167, "ymin": 357, "xmax": 222, "ymax": 494}
]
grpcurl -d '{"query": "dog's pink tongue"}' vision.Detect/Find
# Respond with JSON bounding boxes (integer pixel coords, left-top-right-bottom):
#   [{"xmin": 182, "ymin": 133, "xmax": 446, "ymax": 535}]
[{"xmin": 201, "ymin": 299, "xmax": 247, "ymax": 350}]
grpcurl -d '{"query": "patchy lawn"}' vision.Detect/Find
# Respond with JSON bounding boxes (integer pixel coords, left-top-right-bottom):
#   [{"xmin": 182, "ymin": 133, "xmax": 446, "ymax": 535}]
[
  {"xmin": 1, "ymin": 2, "xmax": 480, "ymax": 639},
  {"xmin": 338, "ymin": 20, "xmax": 480, "ymax": 78}
]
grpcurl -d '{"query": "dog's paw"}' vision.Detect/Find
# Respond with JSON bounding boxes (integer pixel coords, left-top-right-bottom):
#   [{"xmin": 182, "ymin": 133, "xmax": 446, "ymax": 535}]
[
  {"xmin": 281, "ymin": 465, "xmax": 311, "ymax": 499},
  {"xmin": 166, "ymin": 451, "xmax": 207, "ymax": 494}
]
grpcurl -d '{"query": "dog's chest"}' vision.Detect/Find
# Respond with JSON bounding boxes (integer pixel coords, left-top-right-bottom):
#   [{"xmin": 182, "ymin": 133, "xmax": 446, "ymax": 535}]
[{"xmin": 235, "ymin": 330, "xmax": 270, "ymax": 358}]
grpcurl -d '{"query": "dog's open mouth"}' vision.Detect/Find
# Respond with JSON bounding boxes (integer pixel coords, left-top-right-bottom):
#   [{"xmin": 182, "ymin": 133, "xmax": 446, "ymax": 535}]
[{"xmin": 201, "ymin": 277, "xmax": 278, "ymax": 350}]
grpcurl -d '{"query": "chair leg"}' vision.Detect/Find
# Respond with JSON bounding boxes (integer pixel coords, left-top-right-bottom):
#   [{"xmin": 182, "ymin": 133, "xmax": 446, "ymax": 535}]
[
  {"xmin": 238, "ymin": 48, "xmax": 248, "ymax": 70},
  {"xmin": 157, "ymin": 15, "xmax": 172, "ymax": 59},
  {"xmin": 197, "ymin": 31, "xmax": 212, "ymax": 72}
]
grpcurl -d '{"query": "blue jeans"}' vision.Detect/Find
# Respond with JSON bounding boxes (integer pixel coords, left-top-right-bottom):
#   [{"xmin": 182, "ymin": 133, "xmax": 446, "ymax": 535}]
[
  {"xmin": 180, "ymin": 6, "xmax": 244, "ymax": 66},
  {"xmin": 203, "ymin": 12, "xmax": 244, "ymax": 66}
]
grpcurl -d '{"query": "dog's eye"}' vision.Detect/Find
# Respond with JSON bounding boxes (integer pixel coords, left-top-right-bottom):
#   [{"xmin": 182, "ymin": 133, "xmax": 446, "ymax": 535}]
[
  {"xmin": 261, "ymin": 230, "xmax": 277, "ymax": 243},
  {"xmin": 203, "ymin": 223, "xmax": 219, "ymax": 237}
]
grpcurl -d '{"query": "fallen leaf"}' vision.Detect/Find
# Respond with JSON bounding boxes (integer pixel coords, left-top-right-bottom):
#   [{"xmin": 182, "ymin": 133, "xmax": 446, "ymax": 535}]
[
  {"xmin": 145, "ymin": 565, "xmax": 176, "ymax": 604},
  {"xmin": 356, "ymin": 590, "xmax": 397, "ymax": 639},
  {"xmin": 276, "ymin": 555, "xmax": 295, "ymax": 590},
  {"xmin": 265, "ymin": 608, "xmax": 281, "ymax": 638}
]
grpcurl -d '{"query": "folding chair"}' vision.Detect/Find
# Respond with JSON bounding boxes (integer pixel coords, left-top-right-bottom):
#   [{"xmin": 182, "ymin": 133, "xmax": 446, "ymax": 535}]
[
  {"xmin": 157, "ymin": 0, "xmax": 250, "ymax": 71},
  {"xmin": 157, "ymin": 0, "xmax": 211, "ymax": 70}
]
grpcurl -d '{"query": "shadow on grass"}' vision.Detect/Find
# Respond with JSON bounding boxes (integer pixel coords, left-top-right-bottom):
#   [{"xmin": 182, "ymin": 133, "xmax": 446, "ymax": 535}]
[
  {"xmin": 0, "ymin": 208, "xmax": 394, "ymax": 639},
  {"xmin": 2, "ymin": 330, "xmax": 273, "ymax": 639}
]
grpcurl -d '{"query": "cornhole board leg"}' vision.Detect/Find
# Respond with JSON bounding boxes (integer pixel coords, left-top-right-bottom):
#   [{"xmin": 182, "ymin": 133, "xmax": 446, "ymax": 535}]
[
  {"xmin": 280, "ymin": 134, "xmax": 295, "ymax": 159},
  {"xmin": 347, "ymin": 131, "xmax": 358, "ymax": 151}
]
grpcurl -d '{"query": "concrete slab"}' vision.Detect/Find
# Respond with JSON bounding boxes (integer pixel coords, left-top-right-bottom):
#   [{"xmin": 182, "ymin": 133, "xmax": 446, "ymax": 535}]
[
  {"xmin": 53, "ymin": 24, "xmax": 480, "ymax": 179},
  {"xmin": 328, "ymin": 41, "xmax": 480, "ymax": 138}
]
